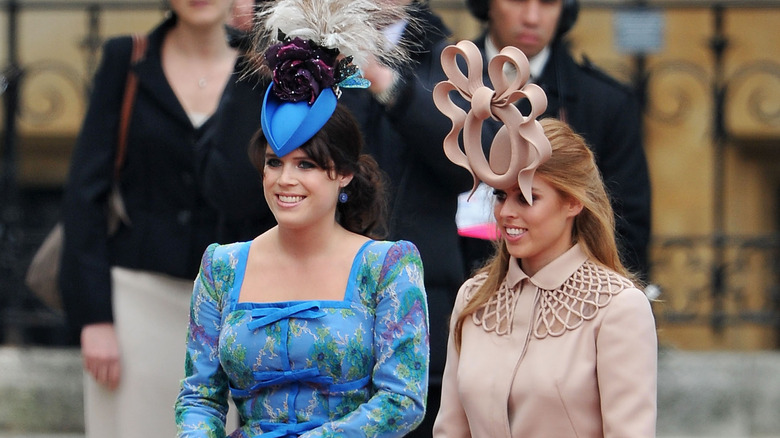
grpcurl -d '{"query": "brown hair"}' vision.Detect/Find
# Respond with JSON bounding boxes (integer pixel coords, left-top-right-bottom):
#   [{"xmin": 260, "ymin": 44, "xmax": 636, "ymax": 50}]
[
  {"xmin": 249, "ymin": 104, "xmax": 388, "ymax": 238},
  {"xmin": 453, "ymin": 118, "xmax": 635, "ymax": 350}
]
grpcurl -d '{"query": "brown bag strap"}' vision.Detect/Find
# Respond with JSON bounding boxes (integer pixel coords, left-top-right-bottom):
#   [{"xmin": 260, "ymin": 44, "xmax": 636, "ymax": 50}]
[{"xmin": 113, "ymin": 33, "xmax": 148, "ymax": 181}]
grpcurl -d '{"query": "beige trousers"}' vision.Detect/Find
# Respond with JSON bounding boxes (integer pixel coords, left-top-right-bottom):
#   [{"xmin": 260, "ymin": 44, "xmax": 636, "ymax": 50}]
[{"xmin": 83, "ymin": 267, "xmax": 192, "ymax": 438}]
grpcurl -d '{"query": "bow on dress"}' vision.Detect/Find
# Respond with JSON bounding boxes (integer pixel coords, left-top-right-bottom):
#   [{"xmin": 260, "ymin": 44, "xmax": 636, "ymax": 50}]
[{"xmin": 432, "ymin": 40, "xmax": 551, "ymax": 204}]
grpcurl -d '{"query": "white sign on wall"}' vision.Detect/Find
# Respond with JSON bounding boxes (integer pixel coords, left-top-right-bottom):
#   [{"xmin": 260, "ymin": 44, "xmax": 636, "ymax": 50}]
[{"xmin": 614, "ymin": 8, "xmax": 665, "ymax": 55}]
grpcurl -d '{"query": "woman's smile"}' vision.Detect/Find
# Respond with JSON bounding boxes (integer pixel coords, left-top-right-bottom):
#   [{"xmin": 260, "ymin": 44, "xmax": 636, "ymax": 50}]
[
  {"xmin": 503, "ymin": 225, "xmax": 527, "ymax": 240},
  {"xmin": 277, "ymin": 194, "xmax": 305, "ymax": 205}
]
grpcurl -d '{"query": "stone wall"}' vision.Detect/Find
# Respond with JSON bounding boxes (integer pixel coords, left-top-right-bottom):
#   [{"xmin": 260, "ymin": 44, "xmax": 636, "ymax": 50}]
[
  {"xmin": 0, "ymin": 348, "xmax": 83, "ymax": 433},
  {"xmin": 657, "ymin": 350, "xmax": 780, "ymax": 437}
]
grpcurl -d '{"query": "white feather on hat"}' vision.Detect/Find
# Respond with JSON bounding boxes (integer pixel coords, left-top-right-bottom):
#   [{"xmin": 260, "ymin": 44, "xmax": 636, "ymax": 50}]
[{"xmin": 254, "ymin": 0, "xmax": 412, "ymax": 68}]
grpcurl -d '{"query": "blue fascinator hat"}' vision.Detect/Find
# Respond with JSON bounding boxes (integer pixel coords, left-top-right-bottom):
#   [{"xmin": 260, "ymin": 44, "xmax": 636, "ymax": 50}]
[
  {"xmin": 260, "ymin": 34, "xmax": 369, "ymax": 157},
  {"xmin": 261, "ymin": 86, "xmax": 337, "ymax": 157}
]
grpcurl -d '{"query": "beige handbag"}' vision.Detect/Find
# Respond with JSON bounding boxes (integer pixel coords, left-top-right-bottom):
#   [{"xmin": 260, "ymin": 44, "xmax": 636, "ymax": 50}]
[{"xmin": 24, "ymin": 34, "xmax": 147, "ymax": 311}]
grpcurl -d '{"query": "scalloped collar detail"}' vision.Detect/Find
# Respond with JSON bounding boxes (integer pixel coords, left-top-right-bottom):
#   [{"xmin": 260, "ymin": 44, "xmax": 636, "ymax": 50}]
[{"xmin": 471, "ymin": 244, "xmax": 633, "ymax": 339}]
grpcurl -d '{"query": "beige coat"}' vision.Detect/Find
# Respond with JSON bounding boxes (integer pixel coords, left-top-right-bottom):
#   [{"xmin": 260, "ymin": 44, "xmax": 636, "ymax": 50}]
[{"xmin": 433, "ymin": 244, "xmax": 657, "ymax": 437}]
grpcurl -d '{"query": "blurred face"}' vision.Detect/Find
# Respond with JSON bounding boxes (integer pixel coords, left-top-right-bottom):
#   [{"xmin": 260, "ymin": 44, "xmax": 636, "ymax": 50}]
[
  {"xmin": 263, "ymin": 147, "xmax": 352, "ymax": 230},
  {"xmin": 169, "ymin": 0, "xmax": 234, "ymax": 28},
  {"xmin": 493, "ymin": 177, "xmax": 582, "ymax": 276},
  {"xmin": 488, "ymin": 0, "xmax": 563, "ymax": 58}
]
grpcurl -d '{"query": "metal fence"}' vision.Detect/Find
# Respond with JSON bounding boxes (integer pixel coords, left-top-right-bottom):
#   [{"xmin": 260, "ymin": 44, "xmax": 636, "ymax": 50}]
[
  {"xmin": 652, "ymin": 235, "xmax": 780, "ymax": 341},
  {"xmin": 631, "ymin": 2, "xmax": 780, "ymax": 346},
  {"xmin": 1, "ymin": 0, "xmax": 779, "ymax": 346}
]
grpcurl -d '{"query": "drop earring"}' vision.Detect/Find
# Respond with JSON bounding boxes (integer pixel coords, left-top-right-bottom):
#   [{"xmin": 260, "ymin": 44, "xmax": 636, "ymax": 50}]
[{"xmin": 338, "ymin": 191, "xmax": 349, "ymax": 203}]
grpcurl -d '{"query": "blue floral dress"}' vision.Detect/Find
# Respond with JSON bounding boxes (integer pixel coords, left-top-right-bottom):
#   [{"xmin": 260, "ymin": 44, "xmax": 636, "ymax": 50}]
[{"xmin": 175, "ymin": 239, "xmax": 429, "ymax": 437}]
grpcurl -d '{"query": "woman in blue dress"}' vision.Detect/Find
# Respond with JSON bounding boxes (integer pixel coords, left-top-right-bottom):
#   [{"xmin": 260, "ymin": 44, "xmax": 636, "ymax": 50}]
[{"xmin": 174, "ymin": 3, "xmax": 429, "ymax": 434}]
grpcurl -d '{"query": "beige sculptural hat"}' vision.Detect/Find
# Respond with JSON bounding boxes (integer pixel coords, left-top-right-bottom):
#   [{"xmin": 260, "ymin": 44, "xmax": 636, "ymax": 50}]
[{"xmin": 433, "ymin": 40, "xmax": 552, "ymax": 205}]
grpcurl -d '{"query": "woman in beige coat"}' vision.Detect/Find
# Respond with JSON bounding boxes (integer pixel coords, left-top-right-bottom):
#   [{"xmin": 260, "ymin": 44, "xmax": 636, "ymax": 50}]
[{"xmin": 431, "ymin": 41, "xmax": 657, "ymax": 438}]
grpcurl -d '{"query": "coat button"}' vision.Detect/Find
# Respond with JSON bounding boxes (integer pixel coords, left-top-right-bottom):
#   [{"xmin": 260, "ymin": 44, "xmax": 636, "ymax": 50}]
[{"xmin": 177, "ymin": 210, "xmax": 192, "ymax": 225}]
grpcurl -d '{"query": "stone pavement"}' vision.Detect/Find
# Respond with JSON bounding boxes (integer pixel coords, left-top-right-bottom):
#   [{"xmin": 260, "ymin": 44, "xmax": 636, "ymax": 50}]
[{"xmin": 2, "ymin": 347, "xmax": 780, "ymax": 437}]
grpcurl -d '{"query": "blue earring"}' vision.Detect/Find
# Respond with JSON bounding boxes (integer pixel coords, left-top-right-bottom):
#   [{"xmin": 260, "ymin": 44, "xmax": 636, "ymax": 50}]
[{"xmin": 338, "ymin": 191, "xmax": 348, "ymax": 203}]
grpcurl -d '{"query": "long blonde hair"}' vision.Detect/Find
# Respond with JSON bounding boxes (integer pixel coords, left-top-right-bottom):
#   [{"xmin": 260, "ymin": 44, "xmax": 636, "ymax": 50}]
[{"xmin": 453, "ymin": 118, "xmax": 636, "ymax": 350}]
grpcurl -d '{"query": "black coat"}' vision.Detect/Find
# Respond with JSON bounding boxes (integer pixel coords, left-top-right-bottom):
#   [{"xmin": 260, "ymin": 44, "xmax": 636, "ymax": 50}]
[
  {"xmin": 474, "ymin": 35, "xmax": 652, "ymax": 280},
  {"xmin": 59, "ymin": 17, "xmax": 272, "ymax": 333},
  {"xmin": 340, "ymin": 6, "xmax": 471, "ymax": 377}
]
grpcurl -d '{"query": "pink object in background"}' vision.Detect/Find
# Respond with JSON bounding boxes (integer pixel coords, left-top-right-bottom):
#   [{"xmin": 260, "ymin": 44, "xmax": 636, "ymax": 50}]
[
  {"xmin": 458, "ymin": 223, "xmax": 499, "ymax": 240},
  {"xmin": 456, "ymin": 183, "xmax": 499, "ymax": 241}
]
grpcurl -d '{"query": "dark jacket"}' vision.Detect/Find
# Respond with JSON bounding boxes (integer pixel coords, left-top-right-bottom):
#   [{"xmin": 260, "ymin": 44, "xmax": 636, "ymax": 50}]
[
  {"xmin": 474, "ymin": 35, "xmax": 652, "ymax": 280},
  {"xmin": 340, "ymin": 5, "xmax": 470, "ymax": 377},
  {"xmin": 59, "ymin": 17, "xmax": 271, "ymax": 334}
]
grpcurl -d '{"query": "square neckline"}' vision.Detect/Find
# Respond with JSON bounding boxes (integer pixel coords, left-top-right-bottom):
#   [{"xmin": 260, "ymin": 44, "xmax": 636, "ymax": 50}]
[{"xmin": 230, "ymin": 240, "xmax": 375, "ymax": 311}]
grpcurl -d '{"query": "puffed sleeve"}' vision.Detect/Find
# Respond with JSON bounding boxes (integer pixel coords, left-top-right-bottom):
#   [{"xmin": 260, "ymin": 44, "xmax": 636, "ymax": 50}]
[
  {"xmin": 304, "ymin": 240, "xmax": 429, "ymax": 438},
  {"xmin": 175, "ymin": 243, "xmax": 231, "ymax": 437},
  {"xmin": 431, "ymin": 279, "xmax": 474, "ymax": 438},
  {"xmin": 596, "ymin": 287, "xmax": 657, "ymax": 437}
]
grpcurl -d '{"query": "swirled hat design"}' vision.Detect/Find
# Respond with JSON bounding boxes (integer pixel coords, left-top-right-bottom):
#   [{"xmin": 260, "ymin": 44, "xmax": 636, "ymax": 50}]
[{"xmin": 432, "ymin": 40, "xmax": 552, "ymax": 204}]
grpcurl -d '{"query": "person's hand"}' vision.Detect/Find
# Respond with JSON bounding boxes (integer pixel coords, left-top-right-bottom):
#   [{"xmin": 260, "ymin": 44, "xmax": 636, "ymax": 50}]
[
  {"xmin": 81, "ymin": 323, "xmax": 121, "ymax": 390},
  {"xmin": 228, "ymin": 0, "xmax": 256, "ymax": 32},
  {"xmin": 360, "ymin": 55, "xmax": 399, "ymax": 102}
]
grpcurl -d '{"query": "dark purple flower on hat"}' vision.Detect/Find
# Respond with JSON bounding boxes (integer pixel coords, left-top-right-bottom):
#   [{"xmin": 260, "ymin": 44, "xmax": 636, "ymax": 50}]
[{"xmin": 265, "ymin": 37, "xmax": 338, "ymax": 104}]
